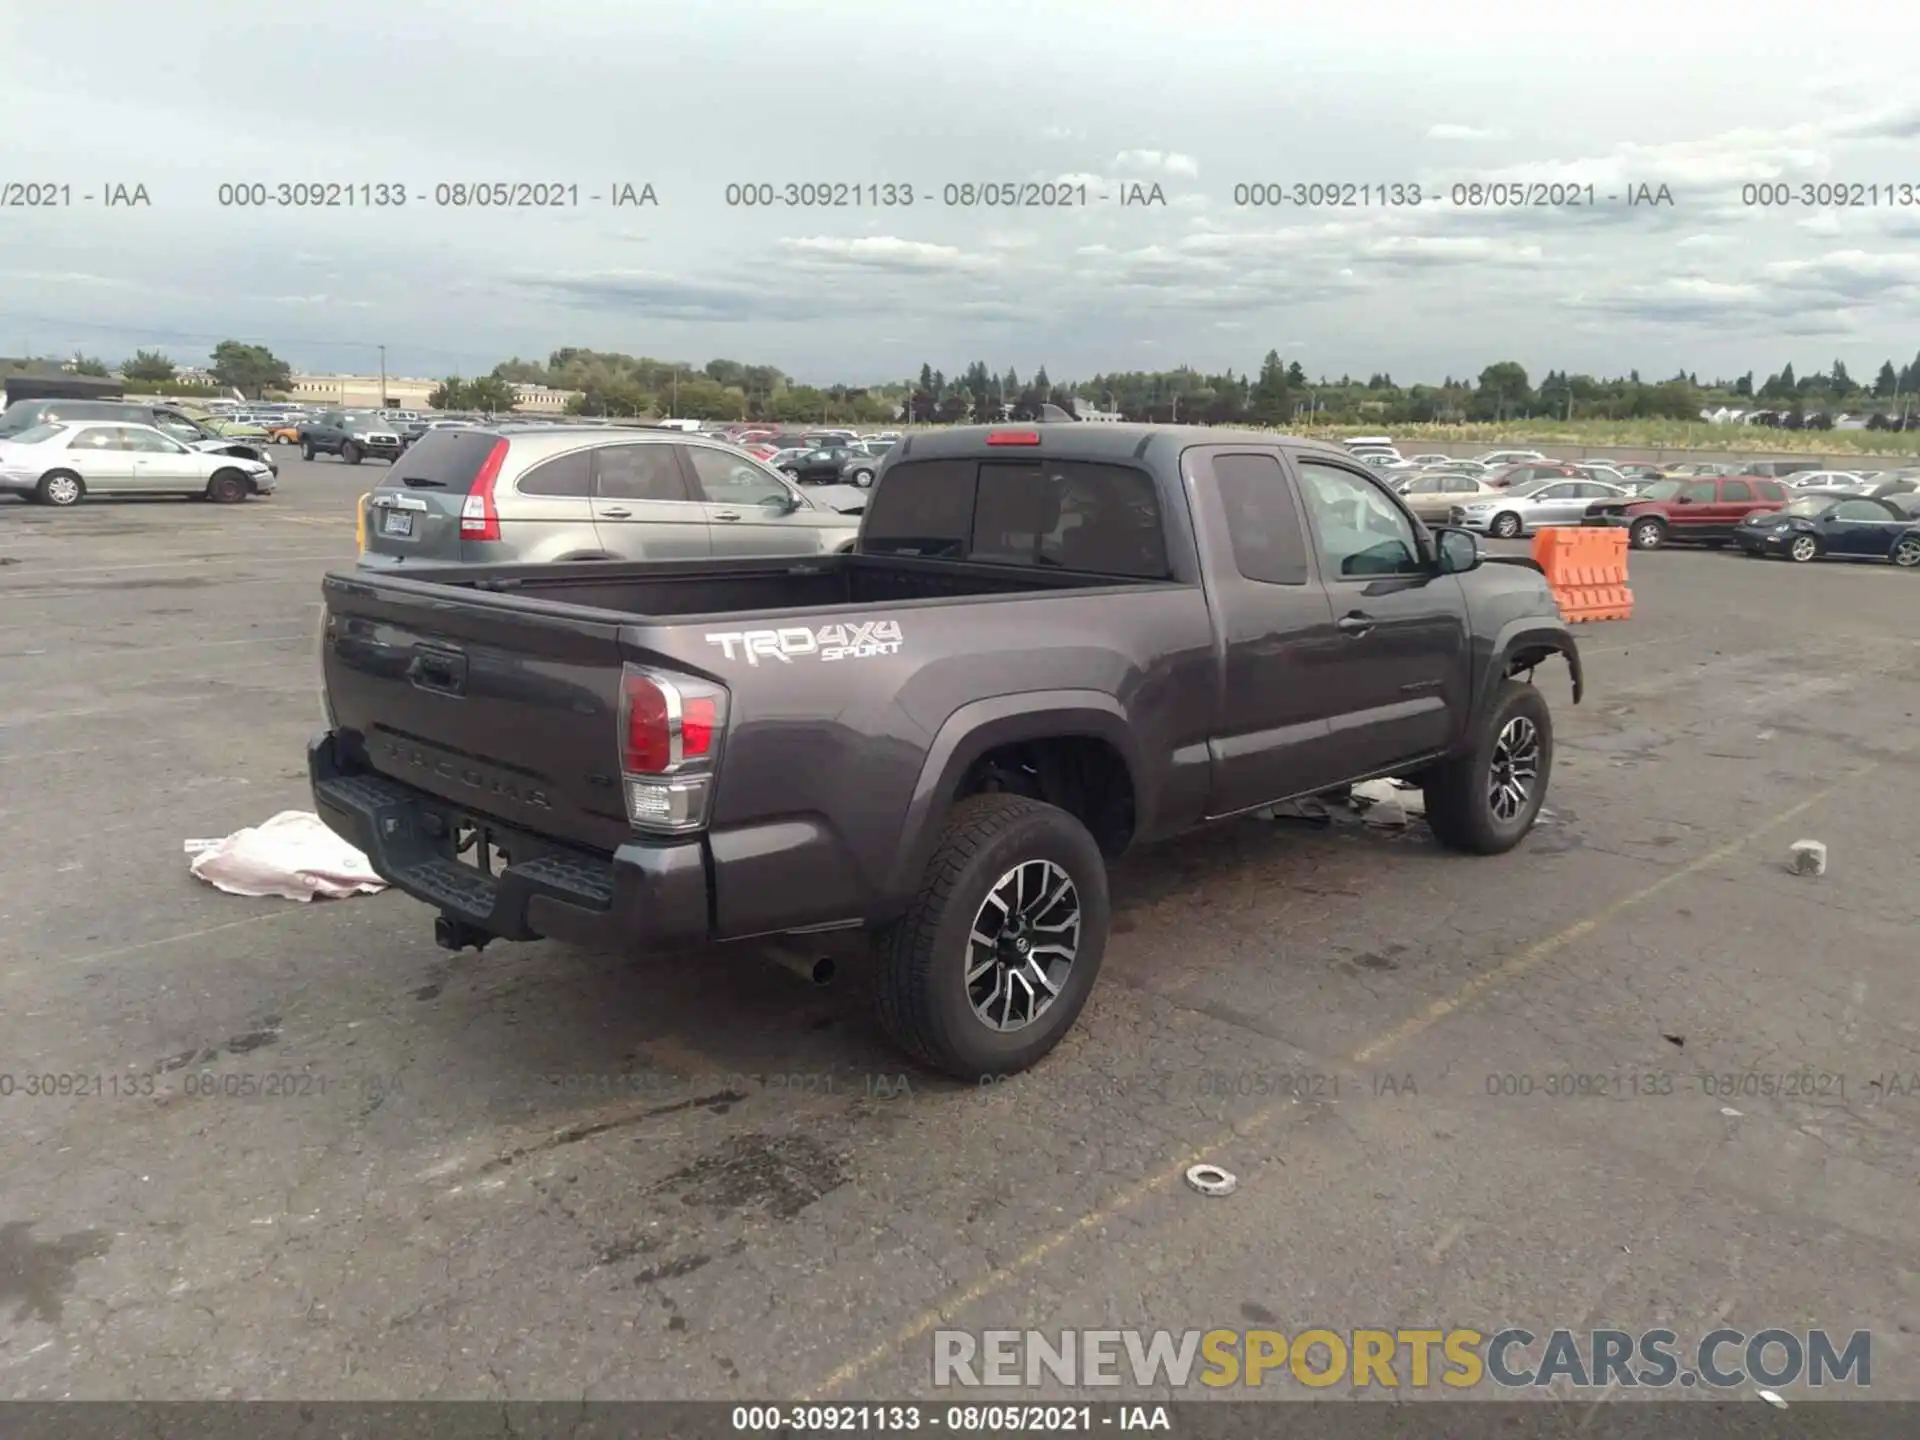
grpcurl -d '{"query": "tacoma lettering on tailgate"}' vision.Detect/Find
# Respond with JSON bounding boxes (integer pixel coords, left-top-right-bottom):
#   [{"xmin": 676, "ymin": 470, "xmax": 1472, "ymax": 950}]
[{"xmin": 705, "ymin": 620, "xmax": 903, "ymax": 666}]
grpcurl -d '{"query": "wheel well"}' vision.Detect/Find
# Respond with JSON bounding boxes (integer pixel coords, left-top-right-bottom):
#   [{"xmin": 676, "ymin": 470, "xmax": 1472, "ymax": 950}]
[
  {"xmin": 955, "ymin": 735, "xmax": 1136, "ymax": 857},
  {"xmin": 1505, "ymin": 643, "xmax": 1577, "ymax": 700}
]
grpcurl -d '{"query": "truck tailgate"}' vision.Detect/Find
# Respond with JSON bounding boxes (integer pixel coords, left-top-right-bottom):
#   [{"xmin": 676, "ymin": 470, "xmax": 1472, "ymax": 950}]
[{"xmin": 320, "ymin": 571, "xmax": 636, "ymax": 853}]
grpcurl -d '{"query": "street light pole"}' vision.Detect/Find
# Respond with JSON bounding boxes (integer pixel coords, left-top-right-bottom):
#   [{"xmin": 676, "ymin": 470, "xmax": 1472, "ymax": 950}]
[{"xmin": 378, "ymin": 344, "xmax": 387, "ymax": 407}]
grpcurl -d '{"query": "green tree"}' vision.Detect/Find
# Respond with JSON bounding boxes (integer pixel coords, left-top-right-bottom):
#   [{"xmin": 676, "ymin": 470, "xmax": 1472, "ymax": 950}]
[
  {"xmin": 1249, "ymin": 349, "xmax": 1291, "ymax": 424},
  {"xmin": 209, "ymin": 340, "xmax": 291, "ymax": 398},
  {"xmin": 1874, "ymin": 361, "xmax": 1898, "ymax": 397},
  {"xmin": 491, "ymin": 357, "xmax": 550, "ymax": 385},
  {"xmin": 465, "ymin": 375, "xmax": 517, "ymax": 413},
  {"xmin": 428, "ymin": 377, "xmax": 470, "ymax": 409},
  {"xmin": 121, "ymin": 349, "xmax": 175, "ymax": 384},
  {"xmin": 1476, "ymin": 361, "xmax": 1531, "ymax": 420},
  {"xmin": 71, "ymin": 354, "xmax": 110, "ymax": 377}
]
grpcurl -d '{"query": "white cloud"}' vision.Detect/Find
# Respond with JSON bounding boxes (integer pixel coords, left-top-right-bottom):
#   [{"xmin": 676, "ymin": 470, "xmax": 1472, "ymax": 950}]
[
  {"xmin": 1113, "ymin": 150, "xmax": 1200, "ymax": 178},
  {"xmin": 774, "ymin": 236, "xmax": 990, "ymax": 274},
  {"xmin": 1427, "ymin": 124, "xmax": 1508, "ymax": 141}
]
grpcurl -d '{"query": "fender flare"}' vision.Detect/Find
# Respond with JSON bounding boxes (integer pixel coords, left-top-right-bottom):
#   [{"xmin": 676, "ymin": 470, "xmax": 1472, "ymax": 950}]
[
  {"xmin": 881, "ymin": 690, "xmax": 1145, "ymax": 910},
  {"xmin": 1479, "ymin": 620, "xmax": 1583, "ymax": 725}
]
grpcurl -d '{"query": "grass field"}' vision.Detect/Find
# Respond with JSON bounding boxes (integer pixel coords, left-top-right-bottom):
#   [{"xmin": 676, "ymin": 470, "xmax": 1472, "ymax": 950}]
[{"xmin": 1293, "ymin": 419, "xmax": 1920, "ymax": 456}]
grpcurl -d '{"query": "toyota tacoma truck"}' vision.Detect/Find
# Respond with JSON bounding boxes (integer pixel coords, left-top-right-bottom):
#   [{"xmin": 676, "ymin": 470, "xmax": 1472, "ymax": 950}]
[{"xmin": 311, "ymin": 422, "xmax": 1582, "ymax": 1078}]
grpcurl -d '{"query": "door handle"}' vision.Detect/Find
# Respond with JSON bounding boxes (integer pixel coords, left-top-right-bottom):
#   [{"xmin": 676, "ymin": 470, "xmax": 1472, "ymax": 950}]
[
  {"xmin": 597, "ymin": 507, "xmax": 632, "ymax": 518},
  {"xmin": 1337, "ymin": 613, "xmax": 1375, "ymax": 637},
  {"xmin": 712, "ymin": 511, "xmax": 742, "ymax": 521}
]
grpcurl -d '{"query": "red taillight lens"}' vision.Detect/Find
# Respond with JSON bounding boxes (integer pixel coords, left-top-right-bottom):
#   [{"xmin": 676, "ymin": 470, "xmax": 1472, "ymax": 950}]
[
  {"xmin": 459, "ymin": 438, "xmax": 510, "ymax": 540},
  {"xmin": 681, "ymin": 697, "xmax": 717, "ymax": 757},
  {"xmin": 621, "ymin": 673, "xmax": 671, "ymax": 773},
  {"xmin": 987, "ymin": 430, "xmax": 1041, "ymax": 446}
]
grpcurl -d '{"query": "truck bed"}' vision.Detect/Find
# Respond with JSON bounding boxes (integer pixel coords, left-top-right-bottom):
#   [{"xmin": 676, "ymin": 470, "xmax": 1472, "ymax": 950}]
[{"xmin": 347, "ymin": 551, "xmax": 1166, "ymax": 622}]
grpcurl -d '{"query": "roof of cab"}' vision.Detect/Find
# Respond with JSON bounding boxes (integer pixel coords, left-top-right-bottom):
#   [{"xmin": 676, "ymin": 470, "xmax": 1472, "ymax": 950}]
[{"xmin": 889, "ymin": 422, "xmax": 1352, "ymax": 466}]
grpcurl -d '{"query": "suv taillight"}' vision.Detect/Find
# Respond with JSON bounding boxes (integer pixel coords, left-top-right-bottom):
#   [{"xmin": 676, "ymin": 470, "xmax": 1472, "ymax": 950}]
[
  {"xmin": 459, "ymin": 438, "xmax": 510, "ymax": 540},
  {"xmin": 618, "ymin": 664, "xmax": 728, "ymax": 834}
]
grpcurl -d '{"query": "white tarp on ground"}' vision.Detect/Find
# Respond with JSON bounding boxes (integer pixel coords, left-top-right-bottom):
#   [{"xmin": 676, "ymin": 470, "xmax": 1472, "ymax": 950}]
[{"xmin": 185, "ymin": 810, "xmax": 387, "ymax": 902}]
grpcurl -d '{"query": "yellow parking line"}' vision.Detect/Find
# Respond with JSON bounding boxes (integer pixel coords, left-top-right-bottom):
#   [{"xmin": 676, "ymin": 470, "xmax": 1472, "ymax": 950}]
[{"xmin": 800, "ymin": 753, "xmax": 1890, "ymax": 1400}]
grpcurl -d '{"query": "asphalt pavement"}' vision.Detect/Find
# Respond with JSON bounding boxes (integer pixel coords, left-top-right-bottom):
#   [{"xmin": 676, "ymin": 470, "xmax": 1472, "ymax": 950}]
[{"xmin": 2, "ymin": 451, "xmax": 1917, "ymax": 1401}]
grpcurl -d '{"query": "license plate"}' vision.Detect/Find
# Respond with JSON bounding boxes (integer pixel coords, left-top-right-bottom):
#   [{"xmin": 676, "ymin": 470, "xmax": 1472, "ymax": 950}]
[{"xmin": 381, "ymin": 509, "xmax": 413, "ymax": 537}]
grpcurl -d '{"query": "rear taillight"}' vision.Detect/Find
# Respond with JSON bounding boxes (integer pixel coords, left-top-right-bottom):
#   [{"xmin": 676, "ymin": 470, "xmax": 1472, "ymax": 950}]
[
  {"xmin": 986, "ymin": 430, "xmax": 1041, "ymax": 446},
  {"xmin": 618, "ymin": 664, "xmax": 729, "ymax": 834},
  {"xmin": 459, "ymin": 438, "xmax": 510, "ymax": 540}
]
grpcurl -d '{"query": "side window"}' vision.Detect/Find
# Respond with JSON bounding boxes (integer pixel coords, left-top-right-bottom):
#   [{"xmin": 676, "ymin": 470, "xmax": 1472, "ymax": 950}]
[
  {"xmin": 685, "ymin": 447, "xmax": 791, "ymax": 506},
  {"xmin": 1214, "ymin": 453, "xmax": 1309, "ymax": 586},
  {"xmin": 859, "ymin": 459, "xmax": 976, "ymax": 558},
  {"xmin": 1834, "ymin": 500, "xmax": 1888, "ymax": 521},
  {"xmin": 1756, "ymin": 480, "xmax": 1786, "ymax": 501},
  {"xmin": 515, "ymin": 450, "xmax": 592, "ymax": 497},
  {"xmin": 1294, "ymin": 461, "xmax": 1425, "ymax": 579},
  {"xmin": 66, "ymin": 427, "xmax": 122, "ymax": 450},
  {"xmin": 120, "ymin": 427, "xmax": 180, "ymax": 453},
  {"xmin": 1535, "ymin": 483, "xmax": 1574, "ymax": 499},
  {"xmin": 970, "ymin": 461, "xmax": 1168, "ymax": 577},
  {"xmin": 1721, "ymin": 479, "xmax": 1753, "ymax": 502},
  {"xmin": 1680, "ymin": 481, "xmax": 1718, "ymax": 503},
  {"xmin": 593, "ymin": 443, "xmax": 689, "ymax": 502},
  {"xmin": 1446, "ymin": 476, "xmax": 1478, "ymax": 493}
]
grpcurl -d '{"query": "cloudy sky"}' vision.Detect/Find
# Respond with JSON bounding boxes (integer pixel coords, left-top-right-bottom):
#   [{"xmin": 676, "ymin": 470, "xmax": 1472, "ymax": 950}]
[{"xmin": 3, "ymin": 0, "xmax": 1918, "ymax": 388}]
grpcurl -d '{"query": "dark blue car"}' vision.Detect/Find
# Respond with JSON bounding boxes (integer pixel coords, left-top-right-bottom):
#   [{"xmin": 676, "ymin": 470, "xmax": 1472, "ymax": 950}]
[{"xmin": 1734, "ymin": 493, "xmax": 1920, "ymax": 566}]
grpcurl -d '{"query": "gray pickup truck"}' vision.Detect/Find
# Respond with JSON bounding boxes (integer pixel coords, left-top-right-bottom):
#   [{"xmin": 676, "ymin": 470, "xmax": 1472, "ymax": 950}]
[{"xmin": 311, "ymin": 422, "xmax": 1582, "ymax": 1078}]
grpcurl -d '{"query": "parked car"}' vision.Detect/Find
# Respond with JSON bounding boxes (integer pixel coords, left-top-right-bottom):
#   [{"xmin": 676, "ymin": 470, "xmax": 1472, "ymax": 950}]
[
  {"xmin": 1584, "ymin": 475, "xmax": 1792, "ymax": 550},
  {"xmin": 0, "ymin": 397, "xmax": 281, "ymax": 474},
  {"xmin": 1663, "ymin": 462, "xmax": 1741, "ymax": 478},
  {"xmin": 1422, "ymin": 459, "xmax": 1492, "ymax": 478},
  {"xmin": 0, "ymin": 420, "xmax": 275, "ymax": 506},
  {"xmin": 1612, "ymin": 463, "xmax": 1667, "ymax": 485},
  {"xmin": 1734, "ymin": 494, "xmax": 1920, "ymax": 566},
  {"xmin": 1406, "ymin": 453, "xmax": 1455, "ymax": 466},
  {"xmin": 301, "ymin": 410, "xmax": 403, "ymax": 464},
  {"xmin": 1473, "ymin": 449, "xmax": 1548, "ymax": 467},
  {"xmin": 267, "ymin": 420, "xmax": 304, "ymax": 445},
  {"xmin": 1451, "ymin": 479, "xmax": 1629, "ymax": 538},
  {"xmin": 310, "ymin": 423, "xmax": 1582, "ymax": 1077},
  {"xmin": 1394, "ymin": 471, "xmax": 1501, "ymax": 523},
  {"xmin": 1868, "ymin": 476, "xmax": 1920, "ymax": 500},
  {"xmin": 1570, "ymin": 462, "xmax": 1630, "ymax": 486},
  {"xmin": 1744, "ymin": 461, "xmax": 1821, "ymax": 479},
  {"xmin": 778, "ymin": 445, "xmax": 862, "ymax": 484},
  {"xmin": 1786, "ymin": 470, "xmax": 1866, "ymax": 491},
  {"xmin": 1484, "ymin": 462, "xmax": 1583, "ymax": 490},
  {"xmin": 358, "ymin": 425, "xmax": 862, "ymax": 568}
]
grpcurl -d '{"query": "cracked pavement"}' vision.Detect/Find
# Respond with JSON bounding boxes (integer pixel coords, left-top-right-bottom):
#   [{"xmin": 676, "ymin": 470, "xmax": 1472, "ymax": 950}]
[{"xmin": 2, "ymin": 461, "xmax": 1917, "ymax": 1400}]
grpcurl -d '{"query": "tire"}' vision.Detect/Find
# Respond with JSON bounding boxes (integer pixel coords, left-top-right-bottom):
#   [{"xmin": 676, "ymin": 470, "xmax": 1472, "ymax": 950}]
[
  {"xmin": 342, "ymin": 442, "xmax": 362, "ymax": 465},
  {"xmin": 851, "ymin": 468, "xmax": 875, "ymax": 488},
  {"xmin": 36, "ymin": 470, "xmax": 84, "ymax": 507},
  {"xmin": 301, "ymin": 441, "xmax": 315, "ymax": 461},
  {"xmin": 1892, "ymin": 536, "xmax": 1920, "ymax": 569},
  {"xmin": 1490, "ymin": 511, "xmax": 1523, "ymax": 539},
  {"xmin": 206, "ymin": 469, "xmax": 250, "ymax": 504},
  {"xmin": 276, "ymin": 434, "xmax": 293, "ymax": 446},
  {"xmin": 781, "ymin": 467, "xmax": 800, "ymax": 479},
  {"xmin": 1786, "ymin": 534, "xmax": 1820, "ymax": 563},
  {"xmin": 875, "ymin": 793, "xmax": 1110, "ymax": 1080},
  {"xmin": 1421, "ymin": 679, "xmax": 1553, "ymax": 856},
  {"xmin": 1629, "ymin": 517, "xmax": 1666, "ymax": 550}
]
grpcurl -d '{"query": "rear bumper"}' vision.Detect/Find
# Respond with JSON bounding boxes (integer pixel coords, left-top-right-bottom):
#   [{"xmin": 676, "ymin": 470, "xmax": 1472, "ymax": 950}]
[{"xmin": 308, "ymin": 731, "xmax": 710, "ymax": 951}]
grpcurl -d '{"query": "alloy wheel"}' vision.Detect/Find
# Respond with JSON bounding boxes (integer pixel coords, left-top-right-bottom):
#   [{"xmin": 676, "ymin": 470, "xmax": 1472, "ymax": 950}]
[
  {"xmin": 1893, "ymin": 538, "xmax": 1920, "ymax": 568},
  {"xmin": 965, "ymin": 859, "xmax": 1081, "ymax": 1033},
  {"xmin": 1488, "ymin": 716, "xmax": 1540, "ymax": 823},
  {"xmin": 1789, "ymin": 535, "xmax": 1818, "ymax": 562},
  {"xmin": 44, "ymin": 475, "xmax": 81, "ymax": 505}
]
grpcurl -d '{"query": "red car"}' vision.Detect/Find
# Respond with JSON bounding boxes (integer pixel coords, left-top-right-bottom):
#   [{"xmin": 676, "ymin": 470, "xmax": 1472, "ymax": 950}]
[{"xmin": 1583, "ymin": 475, "xmax": 1792, "ymax": 550}]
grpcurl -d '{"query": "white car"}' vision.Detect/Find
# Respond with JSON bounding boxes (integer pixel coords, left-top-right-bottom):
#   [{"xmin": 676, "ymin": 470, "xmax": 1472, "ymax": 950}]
[
  {"xmin": 1474, "ymin": 449, "xmax": 1549, "ymax": 467},
  {"xmin": 1406, "ymin": 453, "xmax": 1455, "ymax": 465},
  {"xmin": 0, "ymin": 420, "xmax": 275, "ymax": 507},
  {"xmin": 1788, "ymin": 470, "xmax": 1866, "ymax": 492},
  {"xmin": 1451, "ymin": 478, "xmax": 1629, "ymax": 538}
]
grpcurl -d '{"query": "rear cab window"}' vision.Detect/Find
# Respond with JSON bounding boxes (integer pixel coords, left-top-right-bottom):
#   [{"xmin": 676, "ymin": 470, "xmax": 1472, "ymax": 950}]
[
  {"xmin": 385, "ymin": 430, "xmax": 505, "ymax": 489},
  {"xmin": 863, "ymin": 458, "xmax": 1169, "ymax": 577}
]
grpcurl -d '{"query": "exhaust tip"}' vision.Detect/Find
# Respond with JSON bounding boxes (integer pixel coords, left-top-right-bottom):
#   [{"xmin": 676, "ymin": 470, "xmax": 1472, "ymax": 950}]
[{"xmin": 766, "ymin": 943, "xmax": 836, "ymax": 986}]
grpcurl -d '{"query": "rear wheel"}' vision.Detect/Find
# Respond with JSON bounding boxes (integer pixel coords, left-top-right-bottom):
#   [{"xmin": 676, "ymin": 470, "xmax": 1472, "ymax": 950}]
[
  {"xmin": 342, "ymin": 442, "xmax": 362, "ymax": 465},
  {"xmin": 36, "ymin": 470, "xmax": 84, "ymax": 507},
  {"xmin": 1787, "ymin": 534, "xmax": 1820, "ymax": 563},
  {"xmin": 1892, "ymin": 536, "xmax": 1920, "ymax": 568},
  {"xmin": 1490, "ymin": 512, "xmax": 1523, "ymax": 539},
  {"xmin": 206, "ymin": 469, "xmax": 250, "ymax": 504},
  {"xmin": 875, "ymin": 793, "xmax": 1110, "ymax": 1079},
  {"xmin": 1629, "ymin": 517, "xmax": 1666, "ymax": 550},
  {"xmin": 1422, "ymin": 680, "xmax": 1553, "ymax": 855},
  {"xmin": 301, "ymin": 441, "xmax": 315, "ymax": 461},
  {"xmin": 850, "ymin": 468, "xmax": 875, "ymax": 487}
]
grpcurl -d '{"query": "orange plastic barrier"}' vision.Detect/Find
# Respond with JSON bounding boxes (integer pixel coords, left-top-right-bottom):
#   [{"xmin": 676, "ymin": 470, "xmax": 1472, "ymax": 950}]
[
  {"xmin": 1530, "ymin": 526, "xmax": 1633, "ymax": 622},
  {"xmin": 355, "ymin": 493, "xmax": 369, "ymax": 553}
]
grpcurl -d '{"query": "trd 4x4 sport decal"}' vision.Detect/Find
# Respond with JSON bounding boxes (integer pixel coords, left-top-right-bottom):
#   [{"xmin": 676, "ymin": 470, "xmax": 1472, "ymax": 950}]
[{"xmin": 704, "ymin": 620, "xmax": 903, "ymax": 666}]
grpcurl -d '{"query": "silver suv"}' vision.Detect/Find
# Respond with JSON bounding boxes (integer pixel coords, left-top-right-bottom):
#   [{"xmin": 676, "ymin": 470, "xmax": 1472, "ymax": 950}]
[{"xmin": 358, "ymin": 425, "xmax": 864, "ymax": 567}]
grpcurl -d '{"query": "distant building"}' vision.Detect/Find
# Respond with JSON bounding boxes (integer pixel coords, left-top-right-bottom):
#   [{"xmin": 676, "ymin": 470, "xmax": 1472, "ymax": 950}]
[
  {"xmin": 511, "ymin": 383, "xmax": 579, "ymax": 414},
  {"xmin": 290, "ymin": 372, "xmax": 439, "ymax": 408}
]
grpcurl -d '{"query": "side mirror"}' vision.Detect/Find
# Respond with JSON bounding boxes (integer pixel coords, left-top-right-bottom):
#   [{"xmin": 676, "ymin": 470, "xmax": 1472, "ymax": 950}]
[
  {"xmin": 767, "ymin": 490, "xmax": 800, "ymax": 512},
  {"xmin": 1675, "ymin": 495, "xmax": 1694, "ymax": 505},
  {"xmin": 1434, "ymin": 527, "xmax": 1480, "ymax": 574}
]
